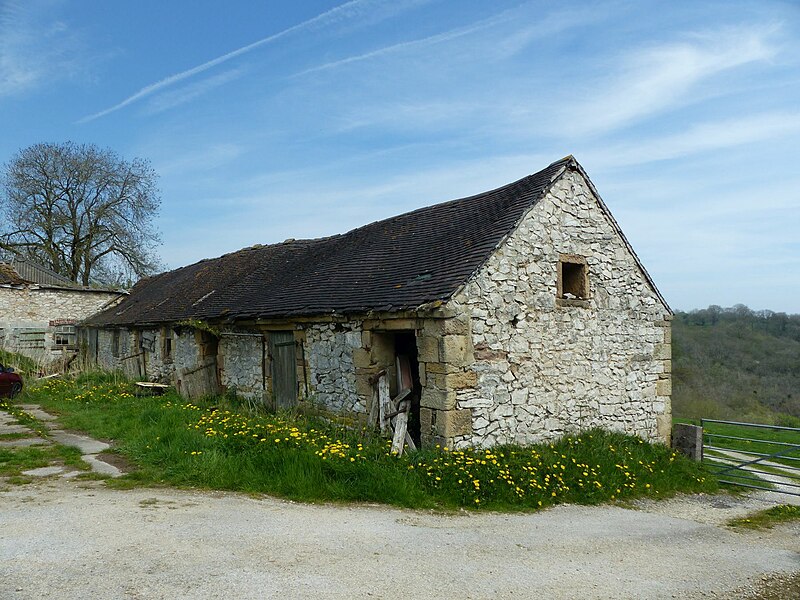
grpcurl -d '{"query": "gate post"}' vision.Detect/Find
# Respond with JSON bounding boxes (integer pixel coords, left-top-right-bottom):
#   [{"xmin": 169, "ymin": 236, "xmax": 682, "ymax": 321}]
[{"xmin": 672, "ymin": 424, "xmax": 703, "ymax": 461}]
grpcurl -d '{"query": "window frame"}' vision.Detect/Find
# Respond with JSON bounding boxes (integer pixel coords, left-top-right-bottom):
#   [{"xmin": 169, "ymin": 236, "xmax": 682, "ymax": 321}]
[{"xmin": 557, "ymin": 253, "xmax": 590, "ymax": 308}]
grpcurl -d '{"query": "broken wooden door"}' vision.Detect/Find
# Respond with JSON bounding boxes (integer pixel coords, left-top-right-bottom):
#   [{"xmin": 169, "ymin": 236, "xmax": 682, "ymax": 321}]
[{"xmin": 269, "ymin": 331, "xmax": 297, "ymax": 408}]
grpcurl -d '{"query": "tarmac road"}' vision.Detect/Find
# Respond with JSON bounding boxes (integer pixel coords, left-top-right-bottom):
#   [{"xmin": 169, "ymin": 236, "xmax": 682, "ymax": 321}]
[{"xmin": 1, "ymin": 478, "xmax": 798, "ymax": 599}]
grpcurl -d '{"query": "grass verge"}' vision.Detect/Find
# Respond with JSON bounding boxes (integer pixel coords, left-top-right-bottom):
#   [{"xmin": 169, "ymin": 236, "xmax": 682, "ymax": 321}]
[
  {"xmin": 18, "ymin": 373, "xmax": 718, "ymax": 510},
  {"xmin": 0, "ymin": 444, "xmax": 87, "ymax": 477},
  {"xmin": 728, "ymin": 504, "xmax": 800, "ymax": 530}
]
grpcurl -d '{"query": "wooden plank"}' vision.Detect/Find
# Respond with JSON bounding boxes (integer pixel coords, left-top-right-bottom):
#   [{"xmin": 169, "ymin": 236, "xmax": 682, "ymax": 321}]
[
  {"xmin": 391, "ymin": 409, "xmax": 408, "ymax": 455},
  {"xmin": 368, "ymin": 384, "xmax": 379, "ymax": 427},
  {"xmin": 377, "ymin": 373, "xmax": 391, "ymax": 434}
]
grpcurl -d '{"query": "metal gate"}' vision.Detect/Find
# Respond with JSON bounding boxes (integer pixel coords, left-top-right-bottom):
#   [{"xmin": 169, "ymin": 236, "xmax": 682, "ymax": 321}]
[{"xmin": 701, "ymin": 419, "xmax": 800, "ymax": 496}]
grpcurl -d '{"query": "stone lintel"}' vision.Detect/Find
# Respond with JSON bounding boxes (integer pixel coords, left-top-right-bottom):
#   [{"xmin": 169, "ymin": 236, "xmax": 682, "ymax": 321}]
[{"xmin": 362, "ymin": 317, "xmax": 420, "ymax": 331}]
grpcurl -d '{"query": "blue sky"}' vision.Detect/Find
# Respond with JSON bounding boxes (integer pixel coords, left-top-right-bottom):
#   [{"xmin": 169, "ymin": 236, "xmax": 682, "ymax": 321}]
[{"xmin": 1, "ymin": 0, "xmax": 799, "ymax": 313}]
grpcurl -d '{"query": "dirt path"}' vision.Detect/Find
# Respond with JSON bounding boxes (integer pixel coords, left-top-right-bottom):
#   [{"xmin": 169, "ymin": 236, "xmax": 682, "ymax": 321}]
[{"xmin": 1, "ymin": 478, "xmax": 798, "ymax": 599}]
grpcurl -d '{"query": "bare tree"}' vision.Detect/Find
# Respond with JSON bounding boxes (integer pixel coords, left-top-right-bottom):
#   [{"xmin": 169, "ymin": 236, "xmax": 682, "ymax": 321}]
[{"xmin": 0, "ymin": 142, "xmax": 161, "ymax": 286}]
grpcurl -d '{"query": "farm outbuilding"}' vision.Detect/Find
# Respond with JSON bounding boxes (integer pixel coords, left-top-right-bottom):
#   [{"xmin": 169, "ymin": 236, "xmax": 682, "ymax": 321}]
[
  {"xmin": 0, "ymin": 254, "xmax": 124, "ymax": 363},
  {"xmin": 81, "ymin": 156, "xmax": 672, "ymax": 449}
]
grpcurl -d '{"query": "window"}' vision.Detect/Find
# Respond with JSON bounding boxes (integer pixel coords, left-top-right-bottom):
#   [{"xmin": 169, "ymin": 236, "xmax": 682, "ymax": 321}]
[
  {"xmin": 54, "ymin": 325, "xmax": 77, "ymax": 348},
  {"xmin": 112, "ymin": 330, "xmax": 120, "ymax": 357},
  {"xmin": 558, "ymin": 254, "xmax": 589, "ymax": 303},
  {"xmin": 162, "ymin": 328, "xmax": 173, "ymax": 362}
]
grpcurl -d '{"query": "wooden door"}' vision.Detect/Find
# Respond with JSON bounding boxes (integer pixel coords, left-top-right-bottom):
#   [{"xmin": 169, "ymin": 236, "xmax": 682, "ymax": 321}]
[{"xmin": 269, "ymin": 331, "xmax": 297, "ymax": 408}]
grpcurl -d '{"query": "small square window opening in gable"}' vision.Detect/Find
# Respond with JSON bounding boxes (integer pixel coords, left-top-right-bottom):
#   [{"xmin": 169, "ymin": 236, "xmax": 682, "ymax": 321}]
[{"xmin": 558, "ymin": 254, "xmax": 589, "ymax": 300}]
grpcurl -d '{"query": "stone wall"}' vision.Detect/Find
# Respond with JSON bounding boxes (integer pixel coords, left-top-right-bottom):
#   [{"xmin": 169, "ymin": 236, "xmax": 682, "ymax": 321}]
[
  {"xmin": 306, "ymin": 323, "xmax": 364, "ymax": 413},
  {"xmin": 438, "ymin": 169, "xmax": 671, "ymax": 448},
  {"xmin": 92, "ymin": 326, "xmax": 266, "ymax": 400},
  {"xmin": 0, "ymin": 285, "xmax": 122, "ymax": 361},
  {"xmin": 218, "ymin": 332, "xmax": 264, "ymax": 400}
]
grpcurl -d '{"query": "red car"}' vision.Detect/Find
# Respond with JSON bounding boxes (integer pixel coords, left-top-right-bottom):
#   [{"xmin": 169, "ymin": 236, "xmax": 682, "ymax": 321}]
[{"xmin": 0, "ymin": 364, "xmax": 23, "ymax": 398}]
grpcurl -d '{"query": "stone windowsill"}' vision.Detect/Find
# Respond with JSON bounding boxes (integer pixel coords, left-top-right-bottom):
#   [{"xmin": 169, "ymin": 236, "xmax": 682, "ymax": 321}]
[{"xmin": 556, "ymin": 297, "xmax": 591, "ymax": 309}]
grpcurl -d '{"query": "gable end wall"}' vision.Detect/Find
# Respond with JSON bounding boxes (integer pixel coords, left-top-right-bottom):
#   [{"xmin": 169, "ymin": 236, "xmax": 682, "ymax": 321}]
[{"xmin": 448, "ymin": 169, "xmax": 672, "ymax": 448}]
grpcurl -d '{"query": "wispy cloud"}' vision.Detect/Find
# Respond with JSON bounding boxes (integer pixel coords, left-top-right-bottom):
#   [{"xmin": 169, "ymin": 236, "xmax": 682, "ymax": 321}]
[
  {"xmin": 294, "ymin": 13, "xmax": 508, "ymax": 77},
  {"xmin": 587, "ymin": 111, "xmax": 800, "ymax": 167},
  {"xmin": 153, "ymin": 142, "xmax": 244, "ymax": 176},
  {"xmin": 0, "ymin": 0, "xmax": 84, "ymax": 97},
  {"xmin": 144, "ymin": 67, "xmax": 246, "ymax": 115},
  {"xmin": 560, "ymin": 24, "xmax": 780, "ymax": 136},
  {"xmin": 295, "ymin": 3, "xmax": 609, "ymax": 77},
  {"xmin": 79, "ymin": 0, "xmax": 429, "ymax": 123}
]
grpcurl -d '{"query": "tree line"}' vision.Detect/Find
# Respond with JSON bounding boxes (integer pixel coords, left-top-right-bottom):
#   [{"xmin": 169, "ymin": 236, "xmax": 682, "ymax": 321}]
[
  {"xmin": 677, "ymin": 304, "xmax": 800, "ymax": 342},
  {"xmin": 673, "ymin": 305, "xmax": 800, "ymax": 424}
]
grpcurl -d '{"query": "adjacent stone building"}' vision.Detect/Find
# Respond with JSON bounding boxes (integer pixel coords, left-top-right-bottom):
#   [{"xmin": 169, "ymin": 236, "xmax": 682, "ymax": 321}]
[
  {"xmin": 0, "ymin": 255, "xmax": 125, "ymax": 362},
  {"xmin": 82, "ymin": 157, "xmax": 672, "ymax": 448}
]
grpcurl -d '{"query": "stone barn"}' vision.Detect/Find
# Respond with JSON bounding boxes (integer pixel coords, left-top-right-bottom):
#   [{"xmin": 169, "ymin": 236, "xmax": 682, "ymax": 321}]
[
  {"xmin": 0, "ymin": 255, "xmax": 124, "ymax": 362},
  {"xmin": 82, "ymin": 156, "xmax": 672, "ymax": 449}
]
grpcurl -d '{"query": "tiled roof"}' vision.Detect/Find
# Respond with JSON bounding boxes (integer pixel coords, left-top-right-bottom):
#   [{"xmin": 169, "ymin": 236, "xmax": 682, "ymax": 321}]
[{"xmin": 87, "ymin": 157, "xmax": 573, "ymax": 326}]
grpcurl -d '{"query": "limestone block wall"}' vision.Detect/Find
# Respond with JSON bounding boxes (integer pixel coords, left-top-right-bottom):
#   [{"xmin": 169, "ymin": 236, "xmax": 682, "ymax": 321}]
[
  {"xmin": 141, "ymin": 328, "xmax": 174, "ymax": 383},
  {"xmin": 218, "ymin": 332, "xmax": 264, "ymax": 400},
  {"xmin": 95, "ymin": 328, "xmax": 135, "ymax": 375},
  {"xmin": 0, "ymin": 286, "xmax": 122, "ymax": 360},
  {"xmin": 306, "ymin": 323, "xmax": 364, "ymax": 413},
  {"xmin": 94, "ymin": 327, "xmax": 193, "ymax": 384},
  {"xmin": 442, "ymin": 169, "xmax": 671, "ymax": 448}
]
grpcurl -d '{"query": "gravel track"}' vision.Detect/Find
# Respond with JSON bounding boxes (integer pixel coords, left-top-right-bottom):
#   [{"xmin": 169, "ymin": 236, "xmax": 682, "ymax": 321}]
[{"xmin": 1, "ymin": 479, "xmax": 798, "ymax": 599}]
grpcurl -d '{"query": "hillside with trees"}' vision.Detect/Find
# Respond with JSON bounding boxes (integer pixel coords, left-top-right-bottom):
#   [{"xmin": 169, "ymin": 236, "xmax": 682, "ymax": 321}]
[{"xmin": 672, "ymin": 305, "xmax": 800, "ymax": 425}]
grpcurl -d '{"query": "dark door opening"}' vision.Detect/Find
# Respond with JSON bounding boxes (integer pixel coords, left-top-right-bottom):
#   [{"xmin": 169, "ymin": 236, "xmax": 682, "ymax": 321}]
[{"xmin": 394, "ymin": 331, "xmax": 422, "ymax": 448}]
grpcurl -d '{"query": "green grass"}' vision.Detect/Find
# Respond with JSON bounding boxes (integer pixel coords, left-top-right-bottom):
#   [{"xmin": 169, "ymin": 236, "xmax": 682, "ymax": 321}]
[
  {"xmin": 0, "ymin": 348, "xmax": 39, "ymax": 376},
  {"xmin": 0, "ymin": 444, "xmax": 87, "ymax": 477},
  {"xmin": 16, "ymin": 373, "xmax": 718, "ymax": 510},
  {"xmin": 728, "ymin": 504, "xmax": 800, "ymax": 530}
]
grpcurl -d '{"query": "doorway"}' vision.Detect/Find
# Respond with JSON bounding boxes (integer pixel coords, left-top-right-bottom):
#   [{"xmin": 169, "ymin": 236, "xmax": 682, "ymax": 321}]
[
  {"xmin": 269, "ymin": 331, "xmax": 298, "ymax": 408},
  {"xmin": 394, "ymin": 331, "xmax": 422, "ymax": 447}
]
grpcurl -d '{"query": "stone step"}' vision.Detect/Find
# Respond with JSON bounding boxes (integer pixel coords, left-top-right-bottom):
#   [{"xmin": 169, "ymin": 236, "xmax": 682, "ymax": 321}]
[
  {"xmin": 0, "ymin": 437, "xmax": 51, "ymax": 448},
  {"xmin": 49, "ymin": 431, "xmax": 110, "ymax": 455},
  {"xmin": 82, "ymin": 454, "xmax": 123, "ymax": 478},
  {"xmin": 18, "ymin": 405, "xmax": 59, "ymax": 422}
]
